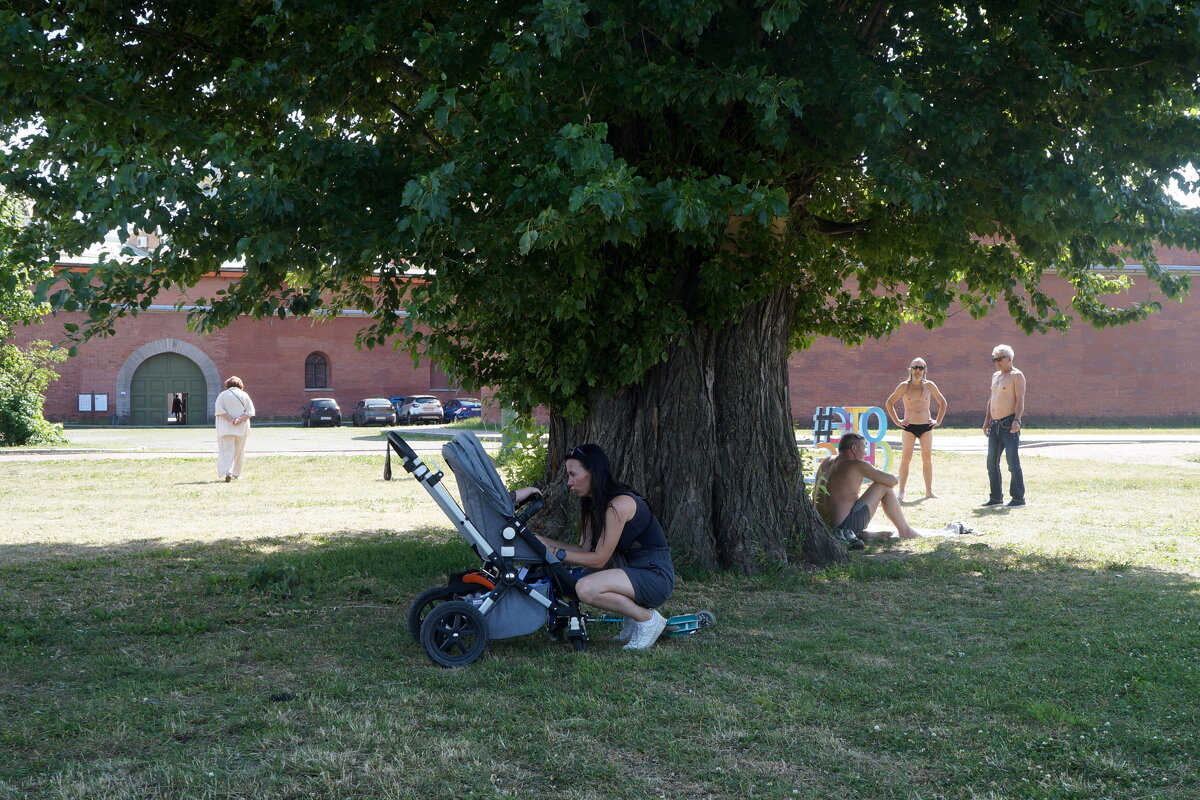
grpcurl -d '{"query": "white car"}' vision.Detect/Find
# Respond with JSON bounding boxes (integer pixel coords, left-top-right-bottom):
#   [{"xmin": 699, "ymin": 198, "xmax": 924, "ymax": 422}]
[{"xmin": 391, "ymin": 395, "xmax": 445, "ymax": 425}]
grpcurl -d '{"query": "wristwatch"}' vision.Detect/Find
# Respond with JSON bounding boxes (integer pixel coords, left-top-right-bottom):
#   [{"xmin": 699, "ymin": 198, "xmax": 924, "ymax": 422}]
[{"xmin": 555, "ymin": 548, "xmax": 566, "ymax": 561}]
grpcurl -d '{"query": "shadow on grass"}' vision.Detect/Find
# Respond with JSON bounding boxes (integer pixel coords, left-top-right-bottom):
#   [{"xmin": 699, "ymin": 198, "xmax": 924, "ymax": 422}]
[
  {"xmin": 3, "ymin": 530, "xmax": 1194, "ymax": 613},
  {"xmin": 349, "ymin": 432, "xmax": 391, "ymax": 442},
  {"xmin": 2, "ymin": 532, "xmax": 1198, "ymax": 798},
  {"xmin": 0, "ymin": 528, "xmax": 463, "ymax": 572}
]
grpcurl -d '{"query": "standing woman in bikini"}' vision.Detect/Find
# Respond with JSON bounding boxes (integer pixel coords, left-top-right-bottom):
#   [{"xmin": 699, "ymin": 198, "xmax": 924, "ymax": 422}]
[{"xmin": 884, "ymin": 357, "xmax": 948, "ymax": 500}]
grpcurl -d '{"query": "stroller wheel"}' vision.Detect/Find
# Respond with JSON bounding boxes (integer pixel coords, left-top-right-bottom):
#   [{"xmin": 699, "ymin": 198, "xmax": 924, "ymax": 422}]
[
  {"xmin": 547, "ymin": 617, "xmax": 567, "ymax": 643},
  {"xmin": 406, "ymin": 583, "xmax": 477, "ymax": 642},
  {"xmin": 420, "ymin": 601, "xmax": 488, "ymax": 668}
]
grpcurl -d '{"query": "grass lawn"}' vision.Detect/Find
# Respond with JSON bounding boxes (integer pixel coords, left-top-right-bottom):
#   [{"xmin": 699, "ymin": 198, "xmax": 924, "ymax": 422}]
[{"xmin": 1, "ymin": 450, "xmax": 1198, "ymax": 799}]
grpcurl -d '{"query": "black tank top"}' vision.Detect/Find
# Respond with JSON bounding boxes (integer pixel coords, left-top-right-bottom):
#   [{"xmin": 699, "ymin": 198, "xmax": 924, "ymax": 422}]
[{"xmin": 614, "ymin": 493, "xmax": 669, "ymax": 551}]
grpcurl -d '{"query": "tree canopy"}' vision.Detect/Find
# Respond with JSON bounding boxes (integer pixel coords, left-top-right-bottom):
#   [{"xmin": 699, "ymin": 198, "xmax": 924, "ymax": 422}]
[{"xmin": 3, "ymin": 2, "xmax": 1199, "ymax": 413}]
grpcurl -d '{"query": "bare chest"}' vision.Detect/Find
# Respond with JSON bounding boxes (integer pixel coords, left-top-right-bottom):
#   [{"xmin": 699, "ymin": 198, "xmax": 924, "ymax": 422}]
[{"xmin": 903, "ymin": 383, "xmax": 931, "ymax": 404}]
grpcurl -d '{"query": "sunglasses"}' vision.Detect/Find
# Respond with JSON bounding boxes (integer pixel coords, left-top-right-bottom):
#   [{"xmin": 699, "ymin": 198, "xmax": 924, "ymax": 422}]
[
  {"xmin": 570, "ymin": 446, "xmax": 586, "ymax": 459},
  {"xmin": 992, "ymin": 356, "xmax": 1007, "ymax": 362},
  {"xmin": 910, "ymin": 365, "xmax": 926, "ymax": 370}
]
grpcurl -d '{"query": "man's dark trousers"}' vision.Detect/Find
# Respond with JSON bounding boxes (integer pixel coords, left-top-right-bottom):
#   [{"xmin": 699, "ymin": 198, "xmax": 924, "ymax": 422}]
[{"xmin": 987, "ymin": 415, "xmax": 1025, "ymax": 503}]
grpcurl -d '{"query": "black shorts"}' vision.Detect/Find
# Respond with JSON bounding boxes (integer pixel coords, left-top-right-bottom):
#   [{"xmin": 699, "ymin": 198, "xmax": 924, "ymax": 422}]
[
  {"xmin": 836, "ymin": 501, "xmax": 871, "ymax": 535},
  {"xmin": 902, "ymin": 422, "xmax": 934, "ymax": 437}
]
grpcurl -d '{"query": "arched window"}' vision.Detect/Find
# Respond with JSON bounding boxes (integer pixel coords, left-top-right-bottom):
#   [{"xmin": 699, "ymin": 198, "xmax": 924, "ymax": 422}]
[{"xmin": 305, "ymin": 353, "xmax": 329, "ymax": 389}]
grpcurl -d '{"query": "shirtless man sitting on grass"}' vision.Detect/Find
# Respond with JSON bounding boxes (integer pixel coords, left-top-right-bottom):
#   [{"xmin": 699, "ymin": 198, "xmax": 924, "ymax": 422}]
[{"xmin": 812, "ymin": 432, "xmax": 920, "ymax": 545}]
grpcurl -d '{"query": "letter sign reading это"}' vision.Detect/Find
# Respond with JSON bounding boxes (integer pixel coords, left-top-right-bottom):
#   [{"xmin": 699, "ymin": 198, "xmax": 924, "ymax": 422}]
[{"xmin": 812, "ymin": 405, "xmax": 893, "ymax": 473}]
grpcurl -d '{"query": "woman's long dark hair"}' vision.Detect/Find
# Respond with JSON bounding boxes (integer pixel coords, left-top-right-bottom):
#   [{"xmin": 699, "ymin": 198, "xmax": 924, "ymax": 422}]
[{"xmin": 567, "ymin": 443, "xmax": 635, "ymax": 549}]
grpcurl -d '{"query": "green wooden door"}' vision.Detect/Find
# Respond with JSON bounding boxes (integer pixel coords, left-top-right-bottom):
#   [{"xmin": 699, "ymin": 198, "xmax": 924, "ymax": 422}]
[{"xmin": 129, "ymin": 353, "xmax": 207, "ymax": 426}]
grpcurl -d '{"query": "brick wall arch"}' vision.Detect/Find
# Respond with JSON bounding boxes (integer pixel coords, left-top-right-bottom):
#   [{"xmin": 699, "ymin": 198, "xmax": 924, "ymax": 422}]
[{"xmin": 116, "ymin": 339, "xmax": 222, "ymax": 421}]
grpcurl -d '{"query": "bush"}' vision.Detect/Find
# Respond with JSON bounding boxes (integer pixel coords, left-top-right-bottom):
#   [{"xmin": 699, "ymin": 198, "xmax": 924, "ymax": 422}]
[
  {"xmin": 0, "ymin": 340, "xmax": 67, "ymax": 447},
  {"xmin": 494, "ymin": 414, "xmax": 548, "ymax": 488}
]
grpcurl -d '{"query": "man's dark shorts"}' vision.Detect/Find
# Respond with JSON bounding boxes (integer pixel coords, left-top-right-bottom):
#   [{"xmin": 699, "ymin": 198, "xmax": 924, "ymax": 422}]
[{"xmin": 836, "ymin": 501, "xmax": 871, "ymax": 534}]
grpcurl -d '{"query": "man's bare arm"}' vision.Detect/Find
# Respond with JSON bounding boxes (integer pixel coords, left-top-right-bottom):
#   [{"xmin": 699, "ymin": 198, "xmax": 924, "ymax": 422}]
[
  {"xmin": 855, "ymin": 460, "xmax": 898, "ymax": 487},
  {"xmin": 982, "ymin": 372, "xmax": 996, "ymax": 429},
  {"xmin": 928, "ymin": 381, "xmax": 947, "ymax": 425},
  {"xmin": 884, "ymin": 383, "xmax": 906, "ymax": 427},
  {"xmin": 1012, "ymin": 372, "xmax": 1026, "ymax": 421}
]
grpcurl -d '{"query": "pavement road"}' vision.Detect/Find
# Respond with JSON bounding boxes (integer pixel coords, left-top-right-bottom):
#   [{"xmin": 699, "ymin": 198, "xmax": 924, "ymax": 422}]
[
  {"xmin": 4, "ymin": 425, "xmax": 1200, "ymax": 466},
  {"xmin": 0, "ymin": 423, "xmax": 486, "ymax": 461}
]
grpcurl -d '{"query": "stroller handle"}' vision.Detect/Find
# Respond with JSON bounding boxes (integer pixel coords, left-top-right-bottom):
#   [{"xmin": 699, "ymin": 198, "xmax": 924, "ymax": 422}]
[
  {"xmin": 386, "ymin": 431, "xmax": 419, "ymax": 463},
  {"xmin": 514, "ymin": 496, "xmax": 543, "ymax": 525}
]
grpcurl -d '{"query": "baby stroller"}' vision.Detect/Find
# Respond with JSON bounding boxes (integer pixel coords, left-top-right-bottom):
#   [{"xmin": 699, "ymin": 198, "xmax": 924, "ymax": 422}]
[{"xmin": 386, "ymin": 430, "xmax": 590, "ymax": 667}]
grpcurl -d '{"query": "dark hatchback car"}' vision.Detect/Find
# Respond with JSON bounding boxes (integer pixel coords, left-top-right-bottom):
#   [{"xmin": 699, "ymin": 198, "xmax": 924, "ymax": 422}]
[
  {"xmin": 442, "ymin": 397, "xmax": 483, "ymax": 423},
  {"xmin": 300, "ymin": 398, "xmax": 342, "ymax": 427},
  {"xmin": 351, "ymin": 398, "xmax": 397, "ymax": 426}
]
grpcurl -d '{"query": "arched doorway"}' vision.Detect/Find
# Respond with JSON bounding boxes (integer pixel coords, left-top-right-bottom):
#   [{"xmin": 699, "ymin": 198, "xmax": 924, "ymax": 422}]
[
  {"xmin": 129, "ymin": 353, "xmax": 207, "ymax": 426},
  {"xmin": 115, "ymin": 338, "xmax": 221, "ymax": 424}
]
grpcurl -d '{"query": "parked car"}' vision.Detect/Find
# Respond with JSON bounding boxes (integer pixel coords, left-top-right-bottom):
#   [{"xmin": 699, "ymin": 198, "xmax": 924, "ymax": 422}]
[
  {"xmin": 390, "ymin": 395, "xmax": 444, "ymax": 425},
  {"xmin": 300, "ymin": 398, "xmax": 342, "ymax": 427},
  {"xmin": 442, "ymin": 397, "xmax": 483, "ymax": 423},
  {"xmin": 351, "ymin": 398, "xmax": 397, "ymax": 427}
]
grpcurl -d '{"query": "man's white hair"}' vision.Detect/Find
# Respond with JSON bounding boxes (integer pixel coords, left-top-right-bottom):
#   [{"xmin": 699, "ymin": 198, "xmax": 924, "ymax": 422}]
[{"xmin": 992, "ymin": 344, "xmax": 1014, "ymax": 359}]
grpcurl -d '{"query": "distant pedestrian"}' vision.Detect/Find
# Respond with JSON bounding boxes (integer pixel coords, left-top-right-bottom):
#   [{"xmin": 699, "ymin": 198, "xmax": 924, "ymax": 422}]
[
  {"xmin": 215, "ymin": 376, "xmax": 255, "ymax": 482},
  {"xmin": 982, "ymin": 345, "xmax": 1026, "ymax": 507},
  {"xmin": 171, "ymin": 393, "xmax": 185, "ymax": 425},
  {"xmin": 884, "ymin": 356, "xmax": 948, "ymax": 500}
]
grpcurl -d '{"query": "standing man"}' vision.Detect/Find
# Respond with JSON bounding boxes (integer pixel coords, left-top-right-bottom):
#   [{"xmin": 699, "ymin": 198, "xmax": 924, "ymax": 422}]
[
  {"xmin": 812, "ymin": 432, "xmax": 921, "ymax": 547},
  {"xmin": 215, "ymin": 376, "xmax": 255, "ymax": 482},
  {"xmin": 982, "ymin": 345, "xmax": 1026, "ymax": 507}
]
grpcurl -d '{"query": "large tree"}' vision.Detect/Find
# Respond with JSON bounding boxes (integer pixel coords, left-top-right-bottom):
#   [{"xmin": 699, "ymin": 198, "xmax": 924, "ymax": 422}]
[{"xmin": 3, "ymin": 2, "xmax": 1199, "ymax": 567}]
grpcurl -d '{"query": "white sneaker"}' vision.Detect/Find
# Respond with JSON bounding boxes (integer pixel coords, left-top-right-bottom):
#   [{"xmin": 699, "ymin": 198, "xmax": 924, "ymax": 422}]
[
  {"xmin": 623, "ymin": 610, "xmax": 667, "ymax": 650},
  {"xmin": 612, "ymin": 617, "xmax": 635, "ymax": 643}
]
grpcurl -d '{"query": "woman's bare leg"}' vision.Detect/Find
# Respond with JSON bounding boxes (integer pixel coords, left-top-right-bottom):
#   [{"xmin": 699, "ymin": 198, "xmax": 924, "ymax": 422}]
[
  {"xmin": 919, "ymin": 430, "xmax": 937, "ymax": 497},
  {"xmin": 898, "ymin": 430, "xmax": 916, "ymax": 500},
  {"xmin": 575, "ymin": 570, "xmax": 651, "ymax": 621}
]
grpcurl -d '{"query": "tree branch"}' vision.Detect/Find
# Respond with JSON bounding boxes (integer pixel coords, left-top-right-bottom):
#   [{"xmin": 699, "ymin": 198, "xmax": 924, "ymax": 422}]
[
  {"xmin": 856, "ymin": 2, "xmax": 890, "ymax": 45},
  {"xmin": 384, "ymin": 99, "xmax": 448, "ymax": 155}
]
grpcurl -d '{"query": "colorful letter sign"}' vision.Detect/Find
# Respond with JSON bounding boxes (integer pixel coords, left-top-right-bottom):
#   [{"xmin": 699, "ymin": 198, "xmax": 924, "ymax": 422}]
[{"xmin": 812, "ymin": 405, "xmax": 893, "ymax": 472}]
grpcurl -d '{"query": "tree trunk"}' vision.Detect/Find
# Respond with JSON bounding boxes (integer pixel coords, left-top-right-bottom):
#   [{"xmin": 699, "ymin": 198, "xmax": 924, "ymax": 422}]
[{"xmin": 542, "ymin": 285, "xmax": 847, "ymax": 572}]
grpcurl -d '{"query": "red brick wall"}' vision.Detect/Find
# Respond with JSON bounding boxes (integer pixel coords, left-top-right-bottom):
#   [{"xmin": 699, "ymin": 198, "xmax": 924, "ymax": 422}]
[
  {"xmin": 789, "ymin": 273, "xmax": 1200, "ymax": 426},
  {"xmin": 10, "ymin": 275, "xmax": 460, "ymax": 422},
  {"xmin": 13, "ymin": 272, "xmax": 1198, "ymax": 425}
]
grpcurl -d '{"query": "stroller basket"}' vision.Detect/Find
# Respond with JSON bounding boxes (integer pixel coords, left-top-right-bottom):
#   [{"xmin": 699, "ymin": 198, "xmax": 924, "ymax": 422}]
[{"xmin": 387, "ymin": 430, "xmax": 586, "ymax": 667}]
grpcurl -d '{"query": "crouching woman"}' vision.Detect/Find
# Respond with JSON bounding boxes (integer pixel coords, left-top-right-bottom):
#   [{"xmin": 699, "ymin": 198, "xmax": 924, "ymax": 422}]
[{"xmin": 530, "ymin": 443, "xmax": 675, "ymax": 650}]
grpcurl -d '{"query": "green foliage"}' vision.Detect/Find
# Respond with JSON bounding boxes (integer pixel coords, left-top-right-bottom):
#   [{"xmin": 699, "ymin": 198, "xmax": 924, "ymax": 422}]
[
  {"xmin": 0, "ymin": 339, "xmax": 68, "ymax": 447},
  {"xmin": 494, "ymin": 414, "xmax": 549, "ymax": 488},
  {"xmin": 0, "ymin": 190, "xmax": 66, "ymax": 446},
  {"xmin": 2, "ymin": 3, "xmax": 1199, "ymax": 415},
  {"xmin": 0, "ymin": 190, "xmax": 48, "ymax": 340}
]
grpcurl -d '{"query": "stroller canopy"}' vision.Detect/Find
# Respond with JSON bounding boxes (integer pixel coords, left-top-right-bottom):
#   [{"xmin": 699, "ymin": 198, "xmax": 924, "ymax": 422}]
[{"xmin": 442, "ymin": 431, "xmax": 540, "ymax": 561}]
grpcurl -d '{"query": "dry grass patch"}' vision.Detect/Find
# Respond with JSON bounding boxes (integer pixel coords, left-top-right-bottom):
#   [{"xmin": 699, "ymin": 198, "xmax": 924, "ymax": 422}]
[{"xmin": 0, "ymin": 455, "xmax": 457, "ymax": 559}]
